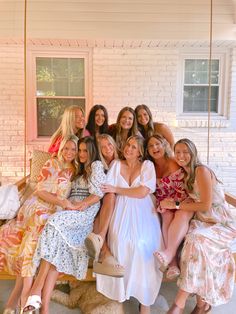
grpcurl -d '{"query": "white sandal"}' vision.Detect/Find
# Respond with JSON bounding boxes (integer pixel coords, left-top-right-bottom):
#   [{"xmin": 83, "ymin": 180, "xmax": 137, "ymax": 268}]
[
  {"xmin": 23, "ymin": 295, "xmax": 42, "ymax": 314},
  {"xmin": 85, "ymin": 233, "xmax": 104, "ymax": 260}
]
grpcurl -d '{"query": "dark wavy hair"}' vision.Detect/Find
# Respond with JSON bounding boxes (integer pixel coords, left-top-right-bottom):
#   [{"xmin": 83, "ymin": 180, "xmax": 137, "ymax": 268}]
[
  {"xmin": 77, "ymin": 136, "xmax": 99, "ymax": 181},
  {"xmin": 86, "ymin": 105, "xmax": 109, "ymax": 136}
]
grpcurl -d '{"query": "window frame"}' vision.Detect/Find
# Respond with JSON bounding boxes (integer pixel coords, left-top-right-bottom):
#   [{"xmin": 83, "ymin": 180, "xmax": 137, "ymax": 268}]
[
  {"xmin": 27, "ymin": 46, "xmax": 92, "ymax": 142},
  {"xmin": 177, "ymin": 49, "xmax": 229, "ymax": 120}
]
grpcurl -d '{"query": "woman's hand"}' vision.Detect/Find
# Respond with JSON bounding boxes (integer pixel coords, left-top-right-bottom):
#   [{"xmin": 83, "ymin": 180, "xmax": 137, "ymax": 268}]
[
  {"xmin": 72, "ymin": 200, "xmax": 88, "ymax": 211},
  {"xmin": 160, "ymin": 198, "xmax": 175, "ymax": 210},
  {"xmin": 156, "ymin": 205, "xmax": 167, "ymax": 213},
  {"xmin": 101, "ymin": 184, "xmax": 117, "ymax": 193},
  {"xmin": 61, "ymin": 199, "xmax": 77, "ymax": 210}
]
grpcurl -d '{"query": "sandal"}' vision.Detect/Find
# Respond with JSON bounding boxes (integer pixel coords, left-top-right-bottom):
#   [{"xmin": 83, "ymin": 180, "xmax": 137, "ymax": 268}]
[
  {"xmin": 85, "ymin": 233, "xmax": 104, "ymax": 260},
  {"xmin": 154, "ymin": 251, "xmax": 169, "ymax": 272},
  {"xmin": 167, "ymin": 303, "xmax": 184, "ymax": 314},
  {"xmin": 166, "ymin": 266, "xmax": 180, "ymax": 280},
  {"xmin": 23, "ymin": 295, "xmax": 42, "ymax": 313},
  {"xmin": 93, "ymin": 255, "xmax": 125, "ymax": 277},
  {"xmin": 191, "ymin": 303, "xmax": 211, "ymax": 314}
]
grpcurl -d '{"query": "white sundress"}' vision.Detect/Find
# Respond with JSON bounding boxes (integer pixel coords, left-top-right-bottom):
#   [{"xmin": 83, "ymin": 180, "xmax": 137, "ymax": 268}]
[
  {"xmin": 33, "ymin": 161, "xmax": 106, "ymax": 280},
  {"xmin": 96, "ymin": 160, "xmax": 163, "ymax": 306}
]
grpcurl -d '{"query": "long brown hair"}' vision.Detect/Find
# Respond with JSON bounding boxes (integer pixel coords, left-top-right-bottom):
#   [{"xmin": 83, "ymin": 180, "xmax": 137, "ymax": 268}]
[
  {"xmin": 174, "ymin": 138, "xmax": 220, "ymax": 191},
  {"xmin": 77, "ymin": 136, "xmax": 98, "ymax": 182},
  {"xmin": 113, "ymin": 106, "xmax": 138, "ymax": 152},
  {"xmin": 135, "ymin": 104, "xmax": 154, "ymax": 138}
]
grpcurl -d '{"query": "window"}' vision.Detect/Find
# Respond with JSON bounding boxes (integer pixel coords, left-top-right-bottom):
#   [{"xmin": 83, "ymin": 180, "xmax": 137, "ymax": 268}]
[
  {"xmin": 27, "ymin": 47, "xmax": 91, "ymax": 141},
  {"xmin": 183, "ymin": 59, "xmax": 219, "ymax": 113}
]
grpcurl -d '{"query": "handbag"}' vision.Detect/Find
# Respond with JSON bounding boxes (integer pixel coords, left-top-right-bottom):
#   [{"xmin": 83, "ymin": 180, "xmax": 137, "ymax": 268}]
[{"xmin": 0, "ymin": 184, "xmax": 20, "ymax": 220}]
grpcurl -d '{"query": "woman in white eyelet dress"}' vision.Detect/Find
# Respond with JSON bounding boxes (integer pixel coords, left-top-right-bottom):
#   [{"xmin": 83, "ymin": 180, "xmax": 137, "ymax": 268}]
[{"xmin": 96, "ymin": 135, "xmax": 163, "ymax": 313}]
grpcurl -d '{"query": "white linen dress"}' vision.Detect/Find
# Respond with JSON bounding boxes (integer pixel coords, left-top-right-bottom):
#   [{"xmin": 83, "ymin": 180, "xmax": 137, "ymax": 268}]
[{"xmin": 96, "ymin": 160, "xmax": 163, "ymax": 306}]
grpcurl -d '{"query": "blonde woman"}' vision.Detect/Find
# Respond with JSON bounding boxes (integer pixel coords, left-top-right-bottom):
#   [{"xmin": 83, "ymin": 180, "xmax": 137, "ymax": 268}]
[
  {"xmin": 85, "ymin": 134, "xmax": 124, "ymax": 277},
  {"xmin": 96, "ymin": 135, "xmax": 163, "ymax": 314},
  {"xmin": 1, "ymin": 136, "xmax": 78, "ymax": 314},
  {"xmin": 163, "ymin": 139, "xmax": 236, "ymax": 314},
  {"xmin": 23, "ymin": 136, "xmax": 106, "ymax": 314},
  {"xmin": 48, "ymin": 105, "xmax": 89, "ymax": 153}
]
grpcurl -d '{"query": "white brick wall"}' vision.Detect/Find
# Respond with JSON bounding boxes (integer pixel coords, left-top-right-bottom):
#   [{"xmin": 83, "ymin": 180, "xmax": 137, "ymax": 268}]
[
  {"xmin": 0, "ymin": 44, "xmax": 236, "ymax": 196},
  {"xmin": 0, "ymin": 45, "xmax": 25, "ymax": 185}
]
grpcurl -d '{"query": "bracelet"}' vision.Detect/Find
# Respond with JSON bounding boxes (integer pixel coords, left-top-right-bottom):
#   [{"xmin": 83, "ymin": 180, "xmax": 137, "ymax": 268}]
[{"xmin": 175, "ymin": 201, "xmax": 180, "ymax": 210}]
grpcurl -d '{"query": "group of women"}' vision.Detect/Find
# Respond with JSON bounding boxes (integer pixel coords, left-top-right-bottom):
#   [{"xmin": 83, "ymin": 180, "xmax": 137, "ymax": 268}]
[{"xmin": 0, "ymin": 104, "xmax": 235, "ymax": 314}]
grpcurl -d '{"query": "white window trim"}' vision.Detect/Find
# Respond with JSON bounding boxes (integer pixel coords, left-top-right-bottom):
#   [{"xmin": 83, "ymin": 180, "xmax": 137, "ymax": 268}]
[
  {"xmin": 177, "ymin": 48, "xmax": 230, "ymax": 127},
  {"xmin": 27, "ymin": 45, "xmax": 92, "ymax": 143}
]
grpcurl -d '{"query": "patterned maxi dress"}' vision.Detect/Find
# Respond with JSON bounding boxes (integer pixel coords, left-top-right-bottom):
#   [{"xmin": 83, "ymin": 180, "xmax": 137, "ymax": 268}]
[
  {"xmin": 33, "ymin": 161, "xmax": 106, "ymax": 279},
  {"xmin": 0, "ymin": 158, "xmax": 74, "ymax": 277},
  {"xmin": 177, "ymin": 180, "xmax": 236, "ymax": 306}
]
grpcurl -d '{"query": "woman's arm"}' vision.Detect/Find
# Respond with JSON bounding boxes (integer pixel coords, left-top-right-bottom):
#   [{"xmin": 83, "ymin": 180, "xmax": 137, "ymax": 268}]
[
  {"xmin": 160, "ymin": 166, "xmax": 212, "ymax": 212},
  {"xmin": 101, "ymin": 184, "xmax": 150, "ymax": 199},
  {"xmin": 154, "ymin": 123, "xmax": 175, "ymax": 149},
  {"xmin": 35, "ymin": 190, "xmax": 74, "ymax": 209}
]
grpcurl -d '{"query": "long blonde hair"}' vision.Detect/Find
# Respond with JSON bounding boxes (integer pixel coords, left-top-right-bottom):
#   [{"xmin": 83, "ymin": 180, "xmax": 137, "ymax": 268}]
[
  {"xmin": 49, "ymin": 105, "xmax": 85, "ymax": 147},
  {"xmin": 97, "ymin": 134, "xmax": 118, "ymax": 170},
  {"xmin": 57, "ymin": 135, "xmax": 79, "ymax": 175}
]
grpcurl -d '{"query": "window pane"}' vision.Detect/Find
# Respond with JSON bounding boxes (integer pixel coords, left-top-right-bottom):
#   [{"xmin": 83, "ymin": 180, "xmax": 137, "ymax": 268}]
[
  {"xmin": 184, "ymin": 59, "xmax": 219, "ymax": 85},
  {"xmin": 36, "ymin": 57, "xmax": 85, "ymax": 97},
  {"xmin": 183, "ymin": 86, "xmax": 218, "ymax": 113},
  {"xmin": 37, "ymin": 98, "xmax": 85, "ymax": 136}
]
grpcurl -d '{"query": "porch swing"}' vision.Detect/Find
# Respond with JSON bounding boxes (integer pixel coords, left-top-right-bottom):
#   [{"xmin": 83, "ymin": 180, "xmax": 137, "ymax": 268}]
[{"xmin": 0, "ymin": 0, "xmax": 236, "ymax": 285}]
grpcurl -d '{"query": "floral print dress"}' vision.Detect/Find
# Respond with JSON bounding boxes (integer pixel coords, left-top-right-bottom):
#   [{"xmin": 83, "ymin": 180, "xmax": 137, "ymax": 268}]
[
  {"xmin": 33, "ymin": 161, "xmax": 106, "ymax": 280},
  {"xmin": 178, "ymin": 180, "xmax": 236, "ymax": 306},
  {"xmin": 156, "ymin": 168, "xmax": 188, "ymax": 207},
  {"xmin": 0, "ymin": 158, "xmax": 74, "ymax": 277}
]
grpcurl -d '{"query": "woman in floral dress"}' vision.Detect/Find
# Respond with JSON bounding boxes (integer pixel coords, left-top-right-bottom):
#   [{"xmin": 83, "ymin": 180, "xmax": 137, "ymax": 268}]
[
  {"xmin": 146, "ymin": 134, "xmax": 191, "ymax": 280},
  {"xmin": 161, "ymin": 139, "xmax": 236, "ymax": 314},
  {"xmin": 1, "ymin": 135, "xmax": 78, "ymax": 314},
  {"xmin": 23, "ymin": 136, "xmax": 106, "ymax": 314}
]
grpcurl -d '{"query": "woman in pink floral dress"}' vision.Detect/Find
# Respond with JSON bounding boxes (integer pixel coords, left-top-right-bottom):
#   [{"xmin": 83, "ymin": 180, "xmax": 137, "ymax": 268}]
[
  {"xmin": 161, "ymin": 139, "xmax": 236, "ymax": 314},
  {"xmin": 1, "ymin": 136, "xmax": 78, "ymax": 313},
  {"xmin": 146, "ymin": 134, "xmax": 192, "ymax": 280}
]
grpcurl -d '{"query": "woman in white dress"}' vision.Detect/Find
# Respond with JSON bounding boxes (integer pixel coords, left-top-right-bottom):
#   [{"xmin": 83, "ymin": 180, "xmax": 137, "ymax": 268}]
[{"xmin": 96, "ymin": 135, "xmax": 163, "ymax": 314}]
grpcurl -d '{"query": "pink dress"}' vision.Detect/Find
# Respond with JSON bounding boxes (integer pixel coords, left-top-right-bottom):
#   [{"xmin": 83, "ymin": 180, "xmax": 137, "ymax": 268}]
[
  {"xmin": 48, "ymin": 129, "xmax": 90, "ymax": 153},
  {"xmin": 178, "ymin": 180, "xmax": 236, "ymax": 306}
]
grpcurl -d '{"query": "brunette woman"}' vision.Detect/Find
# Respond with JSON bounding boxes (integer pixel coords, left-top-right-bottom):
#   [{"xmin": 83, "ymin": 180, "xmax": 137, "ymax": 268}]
[
  {"xmin": 135, "ymin": 104, "xmax": 174, "ymax": 148},
  {"xmin": 23, "ymin": 137, "xmax": 106, "ymax": 314},
  {"xmin": 86, "ymin": 105, "xmax": 109, "ymax": 138}
]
